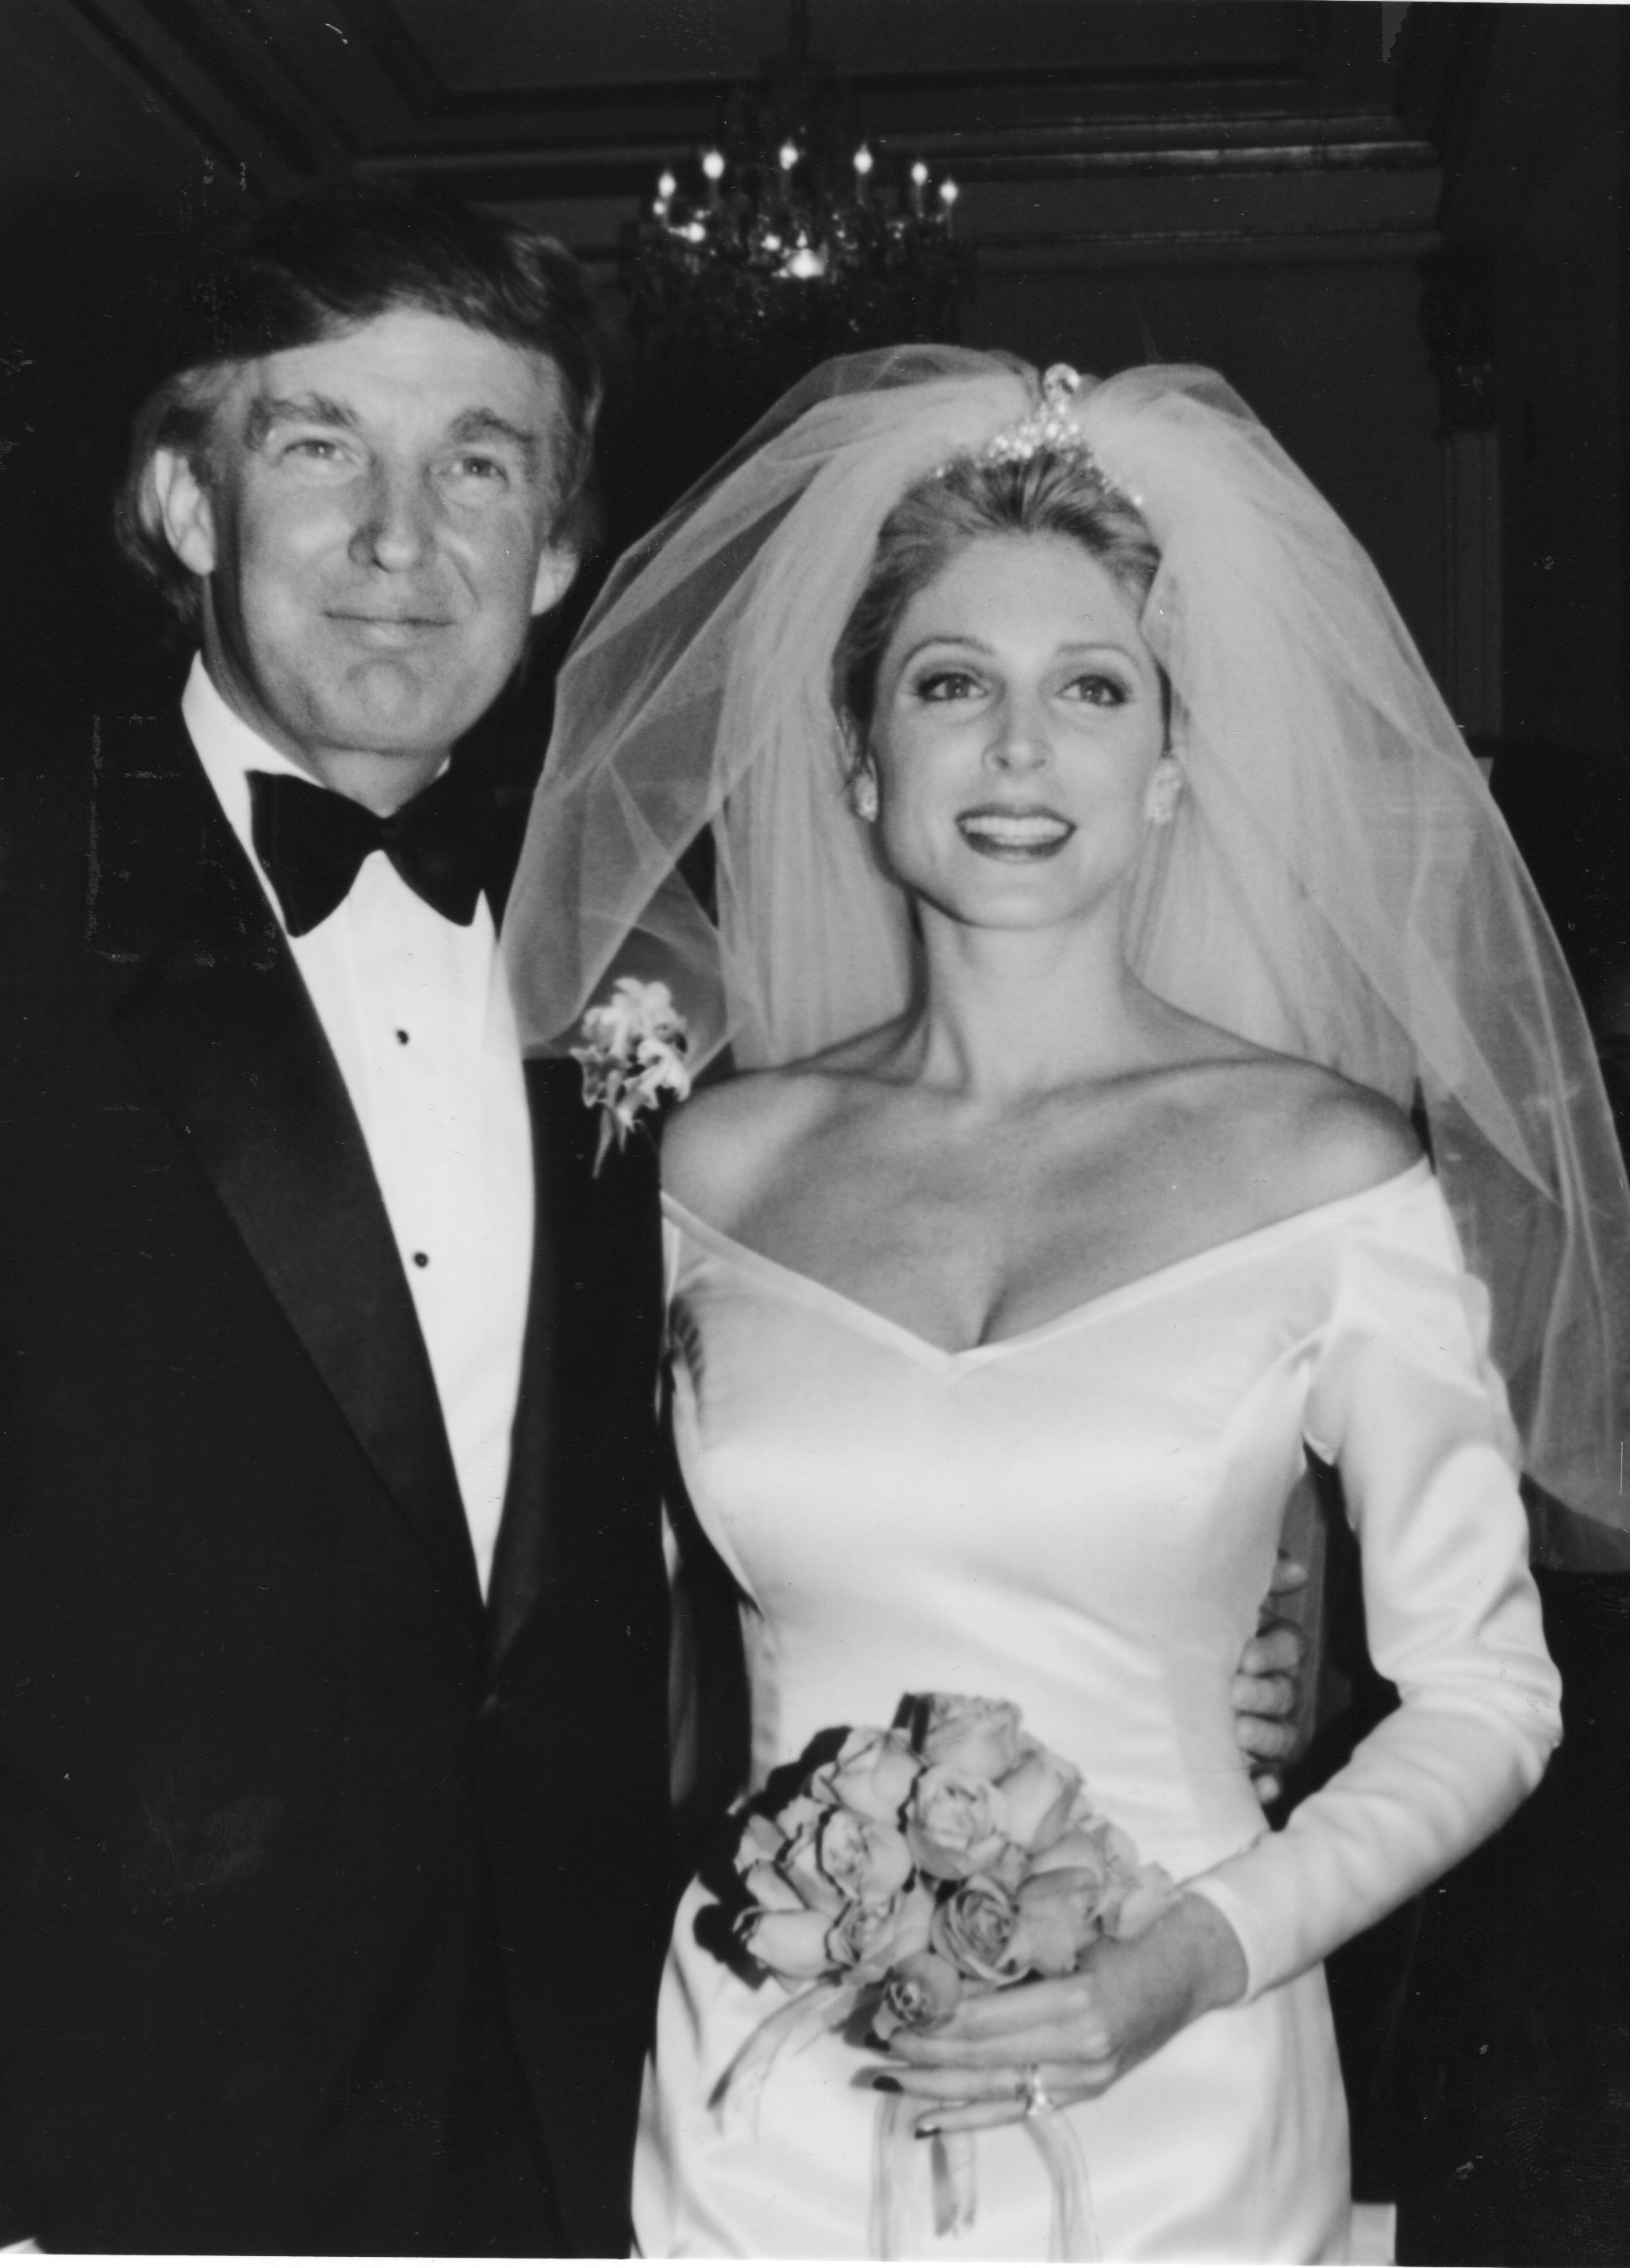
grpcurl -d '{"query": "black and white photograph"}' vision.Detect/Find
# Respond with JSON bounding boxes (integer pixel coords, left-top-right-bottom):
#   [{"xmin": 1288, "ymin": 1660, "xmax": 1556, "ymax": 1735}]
[{"xmin": 0, "ymin": 3, "xmax": 1627, "ymax": 2261}]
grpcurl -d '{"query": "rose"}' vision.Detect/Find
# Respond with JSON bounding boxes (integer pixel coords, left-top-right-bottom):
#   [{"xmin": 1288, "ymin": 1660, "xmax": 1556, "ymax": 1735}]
[
  {"xmin": 930, "ymin": 1872, "xmax": 1021, "ymax": 1984},
  {"xmin": 813, "ymin": 1728, "xmax": 920, "ymax": 1824},
  {"xmin": 818, "ymin": 1807, "xmax": 915, "ymax": 1904},
  {"xmin": 827, "ymin": 1881, "xmax": 936, "ymax": 1980},
  {"xmin": 742, "ymin": 1859, "xmax": 810, "ymax": 1915},
  {"xmin": 906, "ymin": 1765, "xmax": 1011, "ymax": 1880},
  {"xmin": 980, "ymin": 1835, "xmax": 1033, "ymax": 1894},
  {"xmin": 879, "ymin": 1948, "xmax": 965, "ymax": 2035},
  {"xmin": 1004, "ymin": 1867, "xmax": 1114, "ymax": 1977},
  {"xmin": 870, "ymin": 1880, "xmax": 937, "ymax": 1976},
  {"xmin": 1027, "ymin": 1821, "xmax": 1118, "ymax": 1878},
  {"xmin": 1026, "ymin": 1819, "xmax": 1176, "ymax": 1941},
  {"xmin": 1100, "ymin": 1863, "xmax": 1177, "ymax": 1942},
  {"xmin": 913, "ymin": 1694, "xmax": 1024, "ymax": 1781},
  {"xmin": 771, "ymin": 1792, "xmax": 827, "ymax": 1840},
  {"xmin": 1099, "ymin": 1821, "xmax": 1141, "ymax": 1871},
  {"xmin": 826, "ymin": 1900, "xmax": 898, "ymax": 1974},
  {"xmin": 777, "ymin": 1812, "xmax": 850, "ymax": 1917},
  {"xmin": 738, "ymin": 1904, "xmax": 834, "ymax": 1983},
  {"xmin": 738, "ymin": 1809, "xmax": 820, "ymax": 1914},
  {"xmin": 995, "ymin": 1743, "xmax": 1085, "ymax": 1853},
  {"xmin": 737, "ymin": 1811, "xmax": 784, "ymax": 1870}
]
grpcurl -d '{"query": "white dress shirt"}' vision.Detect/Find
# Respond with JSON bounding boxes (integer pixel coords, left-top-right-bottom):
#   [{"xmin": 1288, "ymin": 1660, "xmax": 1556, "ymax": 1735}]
[{"xmin": 182, "ymin": 654, "xmax": 535, "ymax": 1598}]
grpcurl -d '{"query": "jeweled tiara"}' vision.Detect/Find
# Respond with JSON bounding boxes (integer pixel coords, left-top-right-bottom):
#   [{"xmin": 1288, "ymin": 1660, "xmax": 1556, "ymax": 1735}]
[{"xmin": 960, "ymin": 363, "xmax": 1133, "ymax": 505}]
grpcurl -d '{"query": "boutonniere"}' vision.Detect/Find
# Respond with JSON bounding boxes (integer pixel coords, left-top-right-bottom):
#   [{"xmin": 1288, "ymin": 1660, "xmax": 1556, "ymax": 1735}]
[{"xmin": 571, "ymin": 977, "xmax": 692, "ymax": 1175}]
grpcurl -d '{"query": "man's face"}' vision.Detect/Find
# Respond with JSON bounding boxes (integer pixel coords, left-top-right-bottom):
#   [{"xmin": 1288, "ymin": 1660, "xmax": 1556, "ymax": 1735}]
[{"xmin": 162, "ymin": 307, "xmax": 577, "ymax": 796}]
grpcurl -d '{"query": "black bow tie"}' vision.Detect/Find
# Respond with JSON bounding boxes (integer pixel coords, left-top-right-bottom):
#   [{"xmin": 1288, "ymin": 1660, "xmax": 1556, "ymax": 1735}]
[{"xmin": 247, "ymin": 764, "xmax": 498, "ymax": 938}]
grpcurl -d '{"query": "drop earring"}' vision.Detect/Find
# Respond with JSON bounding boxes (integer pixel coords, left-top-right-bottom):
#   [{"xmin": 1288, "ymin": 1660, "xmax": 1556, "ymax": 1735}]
[
  {"xmin": 851, "ymin": 769, "xmax": 880, "ymax": 823},
  {"xmin": 1148, "ymin": 761, "xmax": 1183, "ymax": 827}
]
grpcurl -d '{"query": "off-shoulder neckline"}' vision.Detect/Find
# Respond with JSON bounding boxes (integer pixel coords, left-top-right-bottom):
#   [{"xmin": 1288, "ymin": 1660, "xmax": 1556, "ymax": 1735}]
[{"xmin": 662, "ymin": 1157, "xmax": 1434, "ymax": 1370}]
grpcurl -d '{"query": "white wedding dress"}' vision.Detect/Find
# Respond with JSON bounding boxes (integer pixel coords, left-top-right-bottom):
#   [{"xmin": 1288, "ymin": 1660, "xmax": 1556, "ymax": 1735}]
[{"xmin": 635, "ymin": 1161, "xmax": 1560, "ymax": 2261}]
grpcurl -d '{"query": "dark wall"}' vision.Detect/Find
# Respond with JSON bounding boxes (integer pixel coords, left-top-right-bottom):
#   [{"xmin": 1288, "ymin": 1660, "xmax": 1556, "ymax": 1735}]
[
  {"xmin": 1417, "ymin": 5, "xmax": 1630, "ymax": 1020},
  {"xmin": 1485, "ymin": 9, "xmax": 1621, "ymax": 757},
  {"xmin": 0, "ymin": 0, "xmax": 247, "ymax": 747},
  {"xmin": 970, "ymin": 254, "xmax": 1444, "ymax": 681}
]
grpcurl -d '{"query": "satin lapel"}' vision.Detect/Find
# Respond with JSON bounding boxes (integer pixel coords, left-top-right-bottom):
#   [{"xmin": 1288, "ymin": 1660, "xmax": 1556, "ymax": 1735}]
[
  {"xmin": 486, "ymin": 1059, "xmax": 660, "ymax": 1672},
  {"xmin": 485, "ymin": 1061, "xmax": 577, "ymax": 1670},
  {"xmin": 107, "ymin": 728, "xmax": 482, "ymax": 1629}
]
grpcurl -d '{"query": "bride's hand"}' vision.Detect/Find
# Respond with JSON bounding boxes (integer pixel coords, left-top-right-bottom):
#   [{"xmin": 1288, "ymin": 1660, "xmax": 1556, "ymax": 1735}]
[{"xmin": 878, "ymin": 1894, "xmax": 1248, "ymax": 2136}]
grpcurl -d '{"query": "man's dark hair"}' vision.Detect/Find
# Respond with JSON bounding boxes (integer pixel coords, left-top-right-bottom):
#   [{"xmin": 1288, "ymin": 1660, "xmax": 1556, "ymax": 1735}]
[{"xmin": 116, "ymin": 179, "xmax": 606, "ymax": 631}]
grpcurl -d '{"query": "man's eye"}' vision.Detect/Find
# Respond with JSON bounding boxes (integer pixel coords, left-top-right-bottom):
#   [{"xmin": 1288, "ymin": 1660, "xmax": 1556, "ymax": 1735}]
[
  {"xmin": 915, "ymin": 668, "xmax": 981, "ymax": 701},
  {"xmin": 444, "ymin": 455, "xmax": 509, "ymax": 487},
  {"xmin": 282, "ymin": 436, "xmax": 347, "ymax": 463}
]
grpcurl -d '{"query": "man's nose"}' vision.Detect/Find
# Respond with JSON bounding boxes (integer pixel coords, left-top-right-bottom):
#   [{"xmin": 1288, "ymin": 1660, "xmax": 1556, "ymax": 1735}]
[
  {"xmin": 986, "ymin": 688, "xmax": 1051, "ymax": 773},
  {"xmin": 350, "ymin": 464, "xmax": 435, "ymax": 571}
]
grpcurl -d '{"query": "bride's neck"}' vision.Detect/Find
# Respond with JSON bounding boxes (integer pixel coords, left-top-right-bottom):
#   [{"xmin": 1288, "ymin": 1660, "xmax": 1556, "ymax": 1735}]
[{"xmin": 904, "ymin": 911, "xmax": 1161, "ymax": 1101}]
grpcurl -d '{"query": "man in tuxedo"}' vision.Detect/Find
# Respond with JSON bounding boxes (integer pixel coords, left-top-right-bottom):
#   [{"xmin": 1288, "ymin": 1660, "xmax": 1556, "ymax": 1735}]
[
  {"xmin": 0, "ymin": 178, "xmax": 1309, "ymax": 2254},
  {"xmin": 0, "ymin": 183, "xmax": 670, "ymax": 2253}
]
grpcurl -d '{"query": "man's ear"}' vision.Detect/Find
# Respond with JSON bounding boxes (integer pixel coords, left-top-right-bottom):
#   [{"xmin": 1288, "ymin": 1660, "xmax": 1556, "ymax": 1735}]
[
  {"xmin": 530, "ymin": 543, "xmax": 579, "ymax": 618},
  {"xmin": 150, "ymin": 449, "xmax": 217, "ymax": 579}
]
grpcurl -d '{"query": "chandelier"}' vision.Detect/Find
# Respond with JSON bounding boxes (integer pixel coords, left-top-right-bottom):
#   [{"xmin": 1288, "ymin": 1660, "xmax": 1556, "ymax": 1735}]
[{"xmin": 623, "ymin": 5, "xmax": 968, "ymax": 401}]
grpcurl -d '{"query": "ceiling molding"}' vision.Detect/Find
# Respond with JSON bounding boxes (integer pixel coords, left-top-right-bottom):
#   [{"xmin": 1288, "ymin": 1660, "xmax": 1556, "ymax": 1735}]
[
  {"xmin": 66, "ymin": 0, "xmax": 351, "ymax": 190},
  {"xmin": 337, "ymin": 0, "xmax": 454, "ymax": 117},
  {"xmin": 976, "ymin": 226, "xmax": 1441, "ymax": 273},
  {"xmin": 60, "ymin": 0, "xmax": 1441, "ymax": 267}
]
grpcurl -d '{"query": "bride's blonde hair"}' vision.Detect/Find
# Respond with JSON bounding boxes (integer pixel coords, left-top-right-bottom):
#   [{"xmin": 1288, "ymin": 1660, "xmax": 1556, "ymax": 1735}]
[{"xmin": 832, "ymin": 451, "xmax": 1162, "ymax": 741}]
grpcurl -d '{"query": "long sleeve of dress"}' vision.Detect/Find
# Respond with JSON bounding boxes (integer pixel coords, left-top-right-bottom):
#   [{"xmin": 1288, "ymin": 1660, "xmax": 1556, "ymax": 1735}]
[{"xmin": 1187, "ymin": 1179, "xmax": 1563, "ymax": 2001}]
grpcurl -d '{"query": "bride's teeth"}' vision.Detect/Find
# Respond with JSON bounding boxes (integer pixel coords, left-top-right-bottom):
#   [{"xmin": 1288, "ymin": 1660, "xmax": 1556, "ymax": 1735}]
[{"xmin": 961, "ymin": 814, "xmax": 1071, "ymax": 845}]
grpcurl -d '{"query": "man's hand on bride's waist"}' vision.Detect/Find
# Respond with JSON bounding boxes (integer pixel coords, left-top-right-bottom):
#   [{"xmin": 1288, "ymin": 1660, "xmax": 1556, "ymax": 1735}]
[
  {"xmin": 871, "ymin": 1893, "xmax": 1249, "ymax": 2135},
  {"xmin": 1233, "ymin": 1551, "xmax": 1309, "ymax": 1806}
]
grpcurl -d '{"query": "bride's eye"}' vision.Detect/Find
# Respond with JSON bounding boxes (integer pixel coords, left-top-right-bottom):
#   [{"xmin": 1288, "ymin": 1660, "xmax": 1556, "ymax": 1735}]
[
  {"xmin": 914, "ymin": 666, "xmax": 983, "ymax": 702},
  {"xmin": 1062, "ymin": 670, "xmax": 1129, "ymax": 707}
]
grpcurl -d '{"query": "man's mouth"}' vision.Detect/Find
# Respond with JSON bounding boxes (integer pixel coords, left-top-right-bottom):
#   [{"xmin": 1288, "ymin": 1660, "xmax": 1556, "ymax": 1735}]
[
  {"xmin": 328, "ymin": 612, "xmax": 454, "ymax": 648},
  {"xmin": 956, "ymin": 806, "xmax": 1076, "ymax": 859}
]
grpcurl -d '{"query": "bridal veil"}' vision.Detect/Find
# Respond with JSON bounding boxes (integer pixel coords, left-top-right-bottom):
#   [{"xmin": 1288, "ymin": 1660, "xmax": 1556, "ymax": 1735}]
[{"xmin": 504, "ymin": 346, "xmax": 1630, "ymax": 1564}]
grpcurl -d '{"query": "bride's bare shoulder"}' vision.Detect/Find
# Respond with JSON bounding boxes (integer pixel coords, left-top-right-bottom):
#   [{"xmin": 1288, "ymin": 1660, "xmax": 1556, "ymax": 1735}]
[
  {"xmin": 661, "ymin": 1062, "xmax": 848, "ymax": 1226},
  {"xmin": 662, "ymin": 1015, "xmax": 903, "ymax": 1221},
  {"xmin": 1206, "ymin": 1050, "xmax": 1423, "ymax": 1210}
]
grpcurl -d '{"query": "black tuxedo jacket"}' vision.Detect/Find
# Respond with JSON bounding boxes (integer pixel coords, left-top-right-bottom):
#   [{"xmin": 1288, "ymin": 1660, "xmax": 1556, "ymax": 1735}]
[{"xmin": 0, "ymin": 707, "xmax": 671, "ymax": 2252}]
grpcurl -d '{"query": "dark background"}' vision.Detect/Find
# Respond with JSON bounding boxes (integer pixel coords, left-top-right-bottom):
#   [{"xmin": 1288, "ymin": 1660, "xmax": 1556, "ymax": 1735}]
[
  {"xmin": 0, "ymin": 4, "xmax": 1626, "ymax": 2259},
  {"xmin": 5, "ymin": 2, "xmax": 1630, "ymax": 1004}
]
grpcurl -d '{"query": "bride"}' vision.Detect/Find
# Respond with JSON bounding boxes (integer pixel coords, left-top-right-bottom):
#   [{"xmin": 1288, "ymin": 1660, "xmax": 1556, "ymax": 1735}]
[{"xmin": 505, "ymin": 352, "xmax": 1630, "ymax": 2260}]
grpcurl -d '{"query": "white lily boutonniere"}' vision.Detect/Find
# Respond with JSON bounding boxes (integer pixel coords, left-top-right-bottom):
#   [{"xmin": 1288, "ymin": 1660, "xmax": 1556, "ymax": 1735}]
[{"xmin": 571, "ymin": 977, "xmax": 692, "ymax": 1175}]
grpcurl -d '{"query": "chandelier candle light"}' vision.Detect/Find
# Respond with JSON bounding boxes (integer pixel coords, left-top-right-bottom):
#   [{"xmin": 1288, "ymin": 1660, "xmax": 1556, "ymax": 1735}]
[
  {"xmin": 620, "ymin": 11, "xmax": 970, "ymax": 497},
  {"xmin": 639, "ymin": 133, "xmax": 960, "ymax": 297}
]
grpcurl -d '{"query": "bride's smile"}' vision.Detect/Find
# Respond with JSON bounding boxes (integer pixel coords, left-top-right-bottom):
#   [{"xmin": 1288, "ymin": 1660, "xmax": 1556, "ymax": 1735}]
[
  {"xmin": 954, "ymin": 804, "xmax": 1076, "ymax": 858},
  {"xmin": 864, "ymin": 530, "xmax": 1177, "ymax": 931}
]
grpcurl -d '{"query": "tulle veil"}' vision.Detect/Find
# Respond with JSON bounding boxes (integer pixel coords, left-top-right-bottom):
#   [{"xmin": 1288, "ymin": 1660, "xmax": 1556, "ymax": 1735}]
[{"xmin": 504, "ymin": 345, "xmax": 1630, "ymax": 1565}]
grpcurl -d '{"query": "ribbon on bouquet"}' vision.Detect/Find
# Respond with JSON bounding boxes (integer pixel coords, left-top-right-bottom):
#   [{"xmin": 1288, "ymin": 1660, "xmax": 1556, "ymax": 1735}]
[
  {"xmin": 708, "ymin": 1976, "xmax": 865, "ymax": 2135},
  {"xmin": 712, "ymin": 1980, "xmax": 1103, "ymax": 2260},
  {"xmin": 1024, "ymin": 2101, "xmax": 1103, "ymax": 2262},
  {"xmin": 869, "ymin": 2090, "xmax": 1102, "ymax": 2261}
]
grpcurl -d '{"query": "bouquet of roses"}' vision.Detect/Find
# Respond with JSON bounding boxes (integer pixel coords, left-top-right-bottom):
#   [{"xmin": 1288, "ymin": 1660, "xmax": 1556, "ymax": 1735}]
[
  {"xmin": 735, "ymin": 1692, "xmax": 1172, "ymax": 2005},
  {"xmin": 715, "ymin": 1692, "xmax": 1173, "ymax": 2114},
  {"xmin": 711, "ymin": 1694, "xmax": 1174, "ymax": 2257}
]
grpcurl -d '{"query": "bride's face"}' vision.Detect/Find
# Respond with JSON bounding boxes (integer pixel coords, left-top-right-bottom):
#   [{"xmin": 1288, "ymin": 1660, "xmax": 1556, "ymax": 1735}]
[{"xmin": 866, "ymin": 532, "xmax": 1176, "ymax": 934}]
